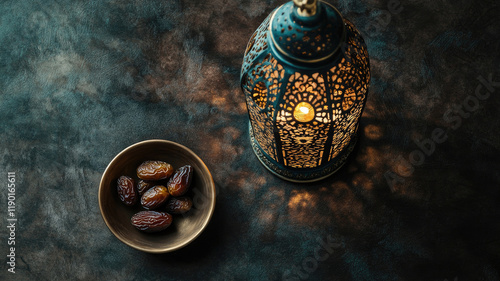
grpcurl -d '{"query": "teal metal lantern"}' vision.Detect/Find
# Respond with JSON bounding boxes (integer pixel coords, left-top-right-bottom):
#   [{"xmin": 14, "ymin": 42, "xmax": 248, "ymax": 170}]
[{"xmin": 241, "ymin": 0, "xmax": 370, "ymax": 182}]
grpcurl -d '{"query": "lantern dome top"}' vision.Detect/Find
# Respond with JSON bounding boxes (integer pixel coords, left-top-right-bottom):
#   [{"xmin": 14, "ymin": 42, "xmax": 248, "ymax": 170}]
[{"xmin": 269, "ymin": 0, "xmax": 345, "ymax": 64}]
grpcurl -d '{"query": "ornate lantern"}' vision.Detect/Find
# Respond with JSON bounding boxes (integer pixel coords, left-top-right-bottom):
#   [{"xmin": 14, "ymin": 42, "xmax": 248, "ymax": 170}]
[{"xmin": 241, "ymin": 0, "xmax": 370, "ymax": 182}]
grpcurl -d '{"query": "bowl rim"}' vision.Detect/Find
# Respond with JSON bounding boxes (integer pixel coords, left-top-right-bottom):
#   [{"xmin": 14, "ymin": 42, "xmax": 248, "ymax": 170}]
[{"xmin": 98, "ymin": 139, "xmax": 216, "ymax": 253}]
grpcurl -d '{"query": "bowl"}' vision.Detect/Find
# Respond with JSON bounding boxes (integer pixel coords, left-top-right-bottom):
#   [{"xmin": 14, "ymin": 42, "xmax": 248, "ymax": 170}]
[{"xmin": 98, "ymin": 139, "xmax": 216, "ymax": 253}]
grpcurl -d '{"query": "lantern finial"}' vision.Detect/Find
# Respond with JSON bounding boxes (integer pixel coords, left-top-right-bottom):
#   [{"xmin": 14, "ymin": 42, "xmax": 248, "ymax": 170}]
[{"xmin": 293, "ymin": 0, "xmax": 318, "ymax": 17}]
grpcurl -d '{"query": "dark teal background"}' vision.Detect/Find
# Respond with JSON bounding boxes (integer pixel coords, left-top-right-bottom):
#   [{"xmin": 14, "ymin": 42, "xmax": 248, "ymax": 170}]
[{"xmin": 0, "ymin": 0, "xmax": 499, "ymax": 280}]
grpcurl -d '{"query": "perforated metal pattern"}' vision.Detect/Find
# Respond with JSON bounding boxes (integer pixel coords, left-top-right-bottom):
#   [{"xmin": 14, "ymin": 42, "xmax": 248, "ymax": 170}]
[
  {"xmin": 269, "ymin": 1, "xmax": 344, "ymax": 63},
  {"xmin": 241, "ymin": 2, "xmax": 370, "ymax": 181}
]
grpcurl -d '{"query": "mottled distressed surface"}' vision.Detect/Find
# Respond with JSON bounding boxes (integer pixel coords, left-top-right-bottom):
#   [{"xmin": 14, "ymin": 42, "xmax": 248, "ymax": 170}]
[{"xmin": 0, "ymin": 0, "xmax": 499, "ymax": 280}]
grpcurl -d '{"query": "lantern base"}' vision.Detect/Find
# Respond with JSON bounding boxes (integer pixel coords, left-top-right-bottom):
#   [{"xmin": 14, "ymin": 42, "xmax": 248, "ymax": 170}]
[{"xmin": 249, "ymin": 123, "xmax": 356, "ymax": 183}]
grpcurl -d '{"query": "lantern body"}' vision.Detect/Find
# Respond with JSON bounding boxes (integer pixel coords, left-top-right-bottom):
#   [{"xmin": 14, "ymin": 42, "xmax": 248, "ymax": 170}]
[{"xmin": 241, "ymin": 1, "xmax": 370, "ymax": 182}]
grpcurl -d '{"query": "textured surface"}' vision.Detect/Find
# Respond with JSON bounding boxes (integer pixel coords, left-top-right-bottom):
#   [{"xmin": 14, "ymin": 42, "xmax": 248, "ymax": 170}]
[{"xmin": 0, "ymin": 0, "xmax": 499, "ymax": 280}]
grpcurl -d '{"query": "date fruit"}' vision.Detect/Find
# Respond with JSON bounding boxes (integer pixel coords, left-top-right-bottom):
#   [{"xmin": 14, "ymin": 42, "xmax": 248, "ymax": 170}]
[
  {"xmin": 115, "ymin": 160, "xmax": 198, "ymax": 235},
  {"xmin": 141, "ymin": 185, "xmax": 170, "ymax": 210},
  {"xmin": 131, "ymin": 211, "xmax": 173, "ymax": 233},
  {"xmin": 167, "ymin": 165, "xmax": 193, "ymax": 197},
  {"xmin": 117, "ymin": 176, "xmax": 137, "ymax": 206},
  {"xmin": 137, "ymin": 160, "xmax": 174, "ymax": 181},
  {"xmin": 165, "ymin": 197, "xmax": 193, "ymax": 214},
  {"xmin": 137, "ymin": 180, "xmax": 154, "ymax": 196}
]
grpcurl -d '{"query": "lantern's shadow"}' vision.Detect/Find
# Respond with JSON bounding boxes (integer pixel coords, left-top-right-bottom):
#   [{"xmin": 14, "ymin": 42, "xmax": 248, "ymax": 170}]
[{"xmin": 280, "ymin": 109, "xmax": 500, "ymax": 235}]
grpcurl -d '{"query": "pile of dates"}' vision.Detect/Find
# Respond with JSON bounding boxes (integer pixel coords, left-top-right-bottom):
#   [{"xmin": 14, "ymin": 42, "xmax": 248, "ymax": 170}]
[{"xmin": 116, "ymin": 160, "xmax": 194, "ymax": 233}]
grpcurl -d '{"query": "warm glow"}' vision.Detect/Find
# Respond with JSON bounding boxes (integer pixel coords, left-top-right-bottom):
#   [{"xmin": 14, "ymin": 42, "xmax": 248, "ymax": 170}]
[{"xmin": 293, "ymin": 102, "xmax": 315, "ymax": 122}]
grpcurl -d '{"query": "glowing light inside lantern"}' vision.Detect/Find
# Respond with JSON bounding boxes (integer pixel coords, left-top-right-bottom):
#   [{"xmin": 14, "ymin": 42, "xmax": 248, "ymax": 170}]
[{"xmin": 293, "ymin": 102, "xmax": 315, "ymax": 122}]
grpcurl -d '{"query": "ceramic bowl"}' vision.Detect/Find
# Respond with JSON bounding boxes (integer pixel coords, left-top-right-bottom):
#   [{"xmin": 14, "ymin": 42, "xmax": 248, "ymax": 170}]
[{"xmin": 98, "ymin": 139, "xmax": 215, "ymax": 253}]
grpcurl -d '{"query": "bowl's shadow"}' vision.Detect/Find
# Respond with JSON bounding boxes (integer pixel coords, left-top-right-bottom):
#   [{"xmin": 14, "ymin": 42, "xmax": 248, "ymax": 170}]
[{"xmin": 144, "ymin": 182, "xmax": 225, "ymax": 263}]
